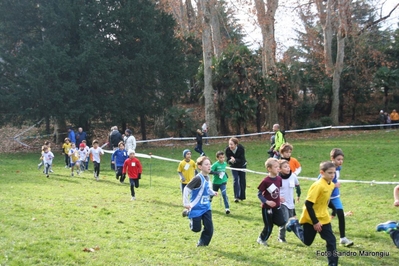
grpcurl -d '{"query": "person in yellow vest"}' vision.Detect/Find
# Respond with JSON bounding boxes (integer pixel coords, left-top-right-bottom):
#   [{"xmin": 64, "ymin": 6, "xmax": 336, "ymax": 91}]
[{"xmin": 390, "ymin": 109, "xmax": 399, "ymax": 128}]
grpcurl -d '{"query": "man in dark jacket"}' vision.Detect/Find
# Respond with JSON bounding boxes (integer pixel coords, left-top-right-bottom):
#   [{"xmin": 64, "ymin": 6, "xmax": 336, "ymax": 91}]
[{"xmin": 109, "ymin": 126, "xmax": 123, "ymax": 150}]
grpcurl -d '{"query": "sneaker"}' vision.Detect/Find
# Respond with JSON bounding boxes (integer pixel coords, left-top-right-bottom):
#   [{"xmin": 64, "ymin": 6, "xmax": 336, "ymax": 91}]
[
  {"xmin": 257, "ymin": 237, "xmax": 267, "ymax": 246},
  {"xmin": 339, "ymin": 237, "xmax": 354, "ymax": 247},
  {"xmin": 234, "ymin": 198, "xmax": 240, "ymax": 203},
  {"xmin": 71, "ymin": 172, "xmax": 74, "ymax": 177},
  {"xmin": 285, "ymin": 218, "xmax": 298, "ymax": 232},
  {"xmin": 131, "ymin": 197, "xmax": 136, "ymax": 201},
  {"xmin": 225, "ymin": 209, "xmax": 230, "ymax": 214},
  {"xmin": 46, "ymin": 174, "xmax": 49, "ymax": 178},
  {"xmin": 182, "ymin": 209, "xmax": 189, "ymax": 217},
  {"xmin": 65, "ymin": 165, "xmax": 68, "ymax": 168},
  {"xmin": 278, "ymin": 238, "xmax": 287, "ymax": 243},
  {"xmin": 95, "ymin": 176, "xmax": 99, "ymax": 181},
  {"xmin": 376, "ymin": 221, "xmax": 397, "ymax": 232},
  {"xmin": 77, "ymin": 170, "xmax": 80, "ymax": 175},
  {"xmin": 50, "ymin": 170, "xmax": 54, "ymax": 173}
]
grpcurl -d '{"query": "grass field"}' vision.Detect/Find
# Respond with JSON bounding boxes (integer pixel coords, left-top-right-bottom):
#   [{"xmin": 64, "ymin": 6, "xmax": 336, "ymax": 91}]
[{"xmin": 1, "ymin": 130, "xmax": 399, "ymax": 265}]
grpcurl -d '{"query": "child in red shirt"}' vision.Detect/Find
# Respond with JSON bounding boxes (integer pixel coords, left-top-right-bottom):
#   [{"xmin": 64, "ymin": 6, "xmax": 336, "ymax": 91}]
[{"xmin": 122, "ymin": 150, "xmax": 143, "ymax": 201}]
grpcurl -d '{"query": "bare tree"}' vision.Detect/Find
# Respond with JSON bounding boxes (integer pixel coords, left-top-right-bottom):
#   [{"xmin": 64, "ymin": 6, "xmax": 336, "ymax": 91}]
[
  {"xmin": 254, "ymin": 0, "xmax": 279, "ymax": 127},
  {"xmin": 199, "ymin": 0, "xmax": 218, "ymax": 136}
]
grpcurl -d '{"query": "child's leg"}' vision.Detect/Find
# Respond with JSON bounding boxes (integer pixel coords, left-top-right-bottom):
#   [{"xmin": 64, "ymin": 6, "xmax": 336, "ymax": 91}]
[
  {"xmin": 259, "ymin": 208, "xmax": 274, "ymax": 241},
  {"xmin": 286, "ymin": 219, "xmax": 316, "ymax": 245},
  {"xmin": 219, "ymin": 183, "xmax": 230, "ymax": 209},
  {"xmin": 211, "ymin": 183, "xmax": 221, "ymax": 202},
  {"xmin": 318, "ymin": 223, "xmax": 338, "ymax": 266},
  {"xmin": 129, "ymin": 178, "xmax": 136, "ymax": 197},
  {"xmin": 134, "ymin": 178, "xmax": 139, "ymax": 188},
  {"xmin": 198, "ymin": 210, "xmax": 213, "ymax": 246},
  {"xmin": 389, "ymin": 229, "xmax": 399, "ymax": 248},
  {"xmin": 44, "ymin": 163, "xmax": 50, "ymax": 175},
  {"xmin": 97, "ymin": 163, "xmax": 101, "ymax": 176},
  {"xmin": 278, "ymin": 205, "xmax": 290, "ymax": 241},
  {"xmin": 181, "ymin": 183, "xmax": 186, "ymax": 194}
]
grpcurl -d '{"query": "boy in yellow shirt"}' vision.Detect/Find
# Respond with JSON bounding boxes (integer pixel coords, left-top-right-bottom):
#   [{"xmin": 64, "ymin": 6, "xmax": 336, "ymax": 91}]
[{"xmin": 286, "ymin": 161, "xmax": 338, "ymax": 266}]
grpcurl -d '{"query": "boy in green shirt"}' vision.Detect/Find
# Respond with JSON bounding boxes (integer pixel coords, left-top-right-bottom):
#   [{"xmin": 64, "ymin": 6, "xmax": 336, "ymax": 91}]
[{"xmin": 211, "ymin": 151, "xmax": 230, "ymax": 214}]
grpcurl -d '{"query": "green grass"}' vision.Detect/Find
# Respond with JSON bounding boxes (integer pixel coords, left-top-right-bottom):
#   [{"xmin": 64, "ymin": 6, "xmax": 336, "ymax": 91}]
[{"xmin": 1, "ymin": 130, "xmax": 399, "ymax": 265}]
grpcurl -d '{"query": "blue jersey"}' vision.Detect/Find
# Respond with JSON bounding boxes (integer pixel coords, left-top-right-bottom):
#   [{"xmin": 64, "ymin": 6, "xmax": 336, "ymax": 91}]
[
  {"xmin": 188, "ymin": 174, "xmax": 212, "ymax": 218},
  {"xmin": 111, "ymin": 149, "xmax": 129, "ymax": 167}
]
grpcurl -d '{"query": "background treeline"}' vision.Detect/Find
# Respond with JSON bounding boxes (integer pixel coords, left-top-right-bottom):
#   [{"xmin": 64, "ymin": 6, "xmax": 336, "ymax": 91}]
[{"xmin": 0, "ymin": 0, "xmax": 398, "ymax": 142}]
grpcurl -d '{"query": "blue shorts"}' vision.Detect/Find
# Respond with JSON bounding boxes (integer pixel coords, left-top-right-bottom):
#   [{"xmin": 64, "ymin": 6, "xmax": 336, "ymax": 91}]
[{"xmin": 330, "ymin": 197, "xmax": 343, "ymax": 210}]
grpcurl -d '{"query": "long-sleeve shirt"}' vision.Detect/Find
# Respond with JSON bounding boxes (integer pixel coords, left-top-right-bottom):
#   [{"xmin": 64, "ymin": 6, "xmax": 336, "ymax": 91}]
[{"xmin": 122, "ymin": 157, "xmax": 142, "ymax": 179}]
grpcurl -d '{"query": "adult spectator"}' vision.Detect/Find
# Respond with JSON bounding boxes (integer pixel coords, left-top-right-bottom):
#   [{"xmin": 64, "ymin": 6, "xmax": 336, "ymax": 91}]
[
  {"xmin": 109, "ymin": 126, "xmax": 123, "ymax": 150},
  {"xmin": 225, "ymin": 137, "xmax": 247, "ymax": 203},
  {"xmin": 68, "ymin": 127, "xmax": 76, "ymax": 144},
  {"xmin": 76, "ymin": 127, "xmax": 87, "ymax": 146},
  {"xmin": 272, "ymin": 124, "xmax": 286, "ymax": 158},
  {"xmin": 379, "ymin": 110, "xmax": 386, "ymax": 129},
  {"xmin": 390, "ymin": 109, "xmax": 399, "ymax": 128},
  {"xmin": 124, "ymin": 129, "xmax": 136, "ymax": 152},
  {"xmin": 202, "ymin": 121, "xmax": 209, "ymax": 145}
]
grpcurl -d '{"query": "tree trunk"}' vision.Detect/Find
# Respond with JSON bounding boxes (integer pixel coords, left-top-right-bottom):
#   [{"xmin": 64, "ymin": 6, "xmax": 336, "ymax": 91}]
[
  {"xmin": 210, "ymin": 0, "xmax": 222, "ymax": 58},
  {"xmin": 199, "ymin": 0, "xmax": 218, "ymax": 136},
  {"xmin": 330, "ymin": 0, "xmax": 349, "ymax": 125},
  {"xmin": 254, "ymin": 0, "xmax": 279, "ymax": 127},
  {"xmin": 186, "ymin": 0, "xmax": 196, "ymax": 31},
  {"xmin": 316, "ymin": 0, "xmax": 334, "ymax": 76}
]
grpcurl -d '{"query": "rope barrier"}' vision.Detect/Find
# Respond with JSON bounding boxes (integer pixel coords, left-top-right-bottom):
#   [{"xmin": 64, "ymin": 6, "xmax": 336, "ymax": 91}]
[{"xmin": 101, "ymin": 150, "xmax": 399, "ymax": 186}]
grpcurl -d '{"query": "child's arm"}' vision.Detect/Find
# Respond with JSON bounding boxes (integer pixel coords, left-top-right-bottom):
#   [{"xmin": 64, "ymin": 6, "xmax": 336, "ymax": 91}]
[
  {"xmin": 294, "ymin": 166, "xmax": 302, "ymax": 176},
  {"xmin": 183, "ymin": 186, "xmax": 192, "ymax": 209},
  {"xmin": 178, "ymin": 172, "xmax": 185, "ymax": 182},
  {"xmin": 295, "ymin": 185, "xmax": 301, "ymax": 202},
  {"xmin": 257, "ymin": 191, "xmax": 276, "ymax": 208},
  {"xmin": 394, "ymin": 185, "xmax": 399, "ymax": 207},
  {"xmin": 305, "ymin": 200, "xmax": 322, "ymax": 232}
]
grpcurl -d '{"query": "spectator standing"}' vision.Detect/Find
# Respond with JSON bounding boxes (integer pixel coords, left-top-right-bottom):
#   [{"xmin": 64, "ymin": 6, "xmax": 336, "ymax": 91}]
[
  {"xmin": 379, "ymin": 110, "xmax": 386, "ymax": 129},
  {"xmin": 202, "ymin": 122, "xmax": 209, "ymax": 145},
  {"xmin": 225, "ymin": 137, "xmax": 247, "ymax": 202},
  {"xmin": 390, "ymin": 109, "xmax": 399, "ymax": 128},
  {"xmin": 76, "ymin": 127, "xmax": 87, "ymax": 146},
  {"xmin": 272, "ymin": 124, "xmax": 285, "ymax": 159},
  {"xmin": 109, "ymin": 126, "xmax": 123, "ymax": 150},
  {"xmin": 68, "ymin": 127, "xmax": 76, "ymax": 144},
  {"xmin": 124, "ymin": 129, "xmax": 136, "ymax": 152}
]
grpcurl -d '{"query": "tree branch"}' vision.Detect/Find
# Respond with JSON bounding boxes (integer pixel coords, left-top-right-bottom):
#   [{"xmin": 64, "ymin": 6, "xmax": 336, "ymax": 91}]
[{"xmin": 358, "ymin": 3, "xmax": 399, "ymax": 35}]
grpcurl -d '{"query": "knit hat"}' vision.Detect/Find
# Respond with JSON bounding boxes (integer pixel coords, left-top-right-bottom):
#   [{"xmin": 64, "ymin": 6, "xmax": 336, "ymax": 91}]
[
  {"xmin": 79, "ymin": 143, "xmax": 85, "ymax": 148},
  {"xmin": 128, "ymin": 149, "xmax": 135, "ymax": 155},
  {"xmin": 126, "ymin": 129, "xmax": 132, "ymax": 135},
  {"xmin": 183, "ymin": 149, "xmax": 191, "ymax": 158}
]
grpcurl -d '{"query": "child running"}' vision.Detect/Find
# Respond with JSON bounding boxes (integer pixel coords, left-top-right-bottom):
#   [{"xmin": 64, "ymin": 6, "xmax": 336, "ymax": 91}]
[
  {"xmin": 68, "ymin": 143, "xmax": 80, "ymax": 176},
  {"xmin": 194, "ymin": 129, "xmax": 205, "ymax": 156},
  {"xmin": 42, "ymin": 145, "xmax": 54, "ymax": 178},
  {"xmin": 280, "ymin": 143, "xmax": 302, "ymax": 176},
  {"xmin": 62, "ymin": 138, "xmax": 72, "ymax": 168},
  {"xmin": 77, "ymin": 143, "xmax": 88, "ymax": 173},
  {"xmin": 89, "ymin": 140, "xmax": 104, "ymax": 181},
  {"xmin": 111, "ymin": 142, "xmax": 129, "ymax": 183},
  {"xmin": 278, "ymin": 159, "xmax": 300, "ymax": 243},
  {"xmin": 183, "ymin": 156, "xmax": 218, "ymax": 247},
  {"xmin": 285, "ymin": 161, "xmax": 338, "ymax": 266},
  {"xmin": 327, "ymin": 148, "xmax": 354, "ymax": 247},
  {"xmin": 122, "ymin": 150, "xmax": 143, "ymax": 200},
  {"xmin": 211, "ymin": 151, "xmax": 230, "ymax": 214},
  {"xmin": 177, "ymin": 149, "xmax": 196, "ymax": 194},
  {"xmin": 82, "ymin": 140, "xmax": 90, "ymax": 170},
  {"xmin": 257, "ymin": 158, "xmax": 286, "ymax": 246}
]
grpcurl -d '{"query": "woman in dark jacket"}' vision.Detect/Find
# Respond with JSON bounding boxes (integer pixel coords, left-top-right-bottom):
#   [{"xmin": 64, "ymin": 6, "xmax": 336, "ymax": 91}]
[{"xmin": 225, "ymin": 137, "xmax": 247, "ymax": 202}]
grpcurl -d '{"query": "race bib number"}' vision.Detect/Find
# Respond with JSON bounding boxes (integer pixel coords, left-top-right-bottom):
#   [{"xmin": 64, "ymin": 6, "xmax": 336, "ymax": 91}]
[
  {"xmin": 131, "ymin": 162, "xmax": 136, "ymax": 167},
  {"xmin": 267, "ymin": 183, "xmax": 277, "ymax": 194},
  {"xmin": 200, "ymin": 196, "xmax": 210, "ymax": 204},
  {"xmin": 219, "ymin": 172, "xmax": 225, "ymax": 179},
  {"xmin": 184, "ymin": 163, "xmax": 190, "ymax": 170}
]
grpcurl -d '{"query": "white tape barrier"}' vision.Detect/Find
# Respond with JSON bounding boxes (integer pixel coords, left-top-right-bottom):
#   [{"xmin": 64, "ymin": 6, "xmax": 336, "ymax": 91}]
[{"xmin": 102, "ymin": 149, "xmax": 399, "ymax": 185}]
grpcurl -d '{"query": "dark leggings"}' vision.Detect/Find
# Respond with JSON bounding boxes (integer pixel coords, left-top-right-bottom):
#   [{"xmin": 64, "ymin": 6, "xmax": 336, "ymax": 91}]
[
  {"xmin": 94, "ymin": 162, "xmax": 100, "ymax": 177},
  {"xmin": 64, "ymin": 154, "xmax": 70, "ymax": 167}
]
